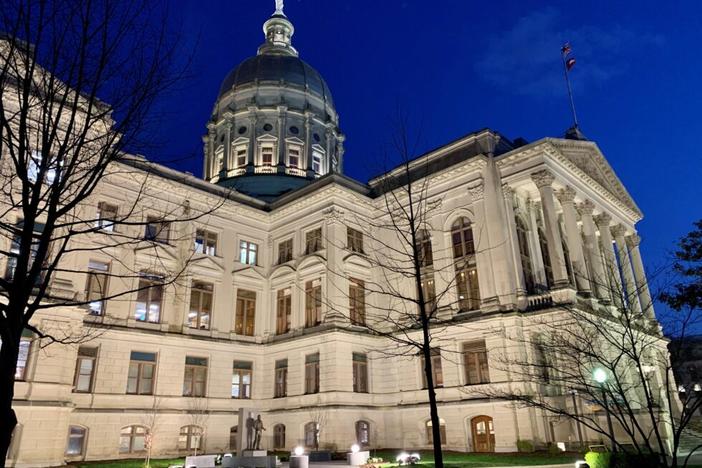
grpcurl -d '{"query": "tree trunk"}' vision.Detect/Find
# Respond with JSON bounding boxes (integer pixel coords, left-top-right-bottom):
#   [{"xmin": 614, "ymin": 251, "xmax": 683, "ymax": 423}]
[
  {"xmin": 422, "ymin": 341, "xmax": 443, "ymax": 468},
  {"xmin": 0, "ymin": 337, "xmax": 19, "ymax": 468}
]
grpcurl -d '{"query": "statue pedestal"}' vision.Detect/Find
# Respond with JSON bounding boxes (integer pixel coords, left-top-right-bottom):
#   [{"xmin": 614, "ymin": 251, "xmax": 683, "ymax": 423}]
[
  {"xmin": 290, "ymin": 455, "xmax": 309, "ymax": 468},
  {"xmin": 347, "ymin": 451, "xmax": 369, "ymax": 466},
  {"xmin": 241, "ymin": 450, "xmax": 267, "ymax": 457}
]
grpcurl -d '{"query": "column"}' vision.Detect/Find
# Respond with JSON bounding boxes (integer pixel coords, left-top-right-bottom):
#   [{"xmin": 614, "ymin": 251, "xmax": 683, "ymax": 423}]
[
  {"xmin": 556, "ymin": 187, "xmax": 591, "ymax": 294},
  {"xmin": 526, "ymin": 200, "xmax": 548, "ymax": 288},
  {"xmin": 503, "ymin": 184, "xmax": 526, "ymax": 294},
  {"xmin": 276, "ymin": 106, "xmax": 287, "ymax": 173},
  {"xmin": 205, "ymin": 125, "xmax": 215, "ymax": 179},
  {"xmin": 612, "ymin": 225, "xmax": 642, "ymax": 315},
  {"xmin": 246, "ymin": 108, "xmax": 257, "ymax": 174},
  {"xmin": 223, "ymin": 122, "xmax": 232, "ymax": 174},
  {"xmin": 578, "ymin": 200, "xmax": 608, "ymax": 301},
  {"xmin": 595, "ymin": 213, "xmax": 622, "ymax": 307},
  {"xmin": 627, "ymin": 234, "xmax": 654, "ymax": 319},
  {"xmin": 304, "ymin": 111, "xmax": 314, "ymax": 178},
  {"xmin": 530, "ymin": 170, "xmax": 569, "ymax": 287},
  {"xmin": 467, "ymin": 179, "xmax": 498, "ymax": 309}
]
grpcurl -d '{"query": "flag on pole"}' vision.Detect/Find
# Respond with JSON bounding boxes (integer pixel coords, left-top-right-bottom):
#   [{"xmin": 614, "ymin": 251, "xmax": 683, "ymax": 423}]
[
  {"xmin": 565, "ymin": 57, "xmax": 576, "ymax": 70},
  {"xmin": 561, "ymin": 43, "xmax": 576, "ymax": 71}
]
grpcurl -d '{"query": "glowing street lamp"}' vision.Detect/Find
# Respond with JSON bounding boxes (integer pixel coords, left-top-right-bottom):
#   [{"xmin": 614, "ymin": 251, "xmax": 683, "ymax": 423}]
[{"xmin": 593, "ymin": 367, "xmax": 616, "ymax": 453}]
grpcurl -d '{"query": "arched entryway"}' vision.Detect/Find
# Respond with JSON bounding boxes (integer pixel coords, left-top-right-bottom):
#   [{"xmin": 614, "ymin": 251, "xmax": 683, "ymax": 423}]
[{"xmin": 470, "ymin": 416, "xmax": 495, "ymax": 452}]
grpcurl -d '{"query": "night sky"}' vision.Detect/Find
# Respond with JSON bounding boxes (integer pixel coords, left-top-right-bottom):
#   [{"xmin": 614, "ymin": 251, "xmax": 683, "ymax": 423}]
[{"xmin": 146, "ymin": 0, "xmax": 702, "ymax": 319}]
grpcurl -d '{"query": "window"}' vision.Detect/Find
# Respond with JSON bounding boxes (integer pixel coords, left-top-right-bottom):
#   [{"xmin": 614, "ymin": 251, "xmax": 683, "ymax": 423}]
[
  {"xmin": 119, "ymin": 426, "xmax": 147, "ymax": 453},
  {"xmin": 312, "ymin": 150, "xmax": 323, "ymax": 173},
  {"xmin": 195, "ymin": 230, "xmax": 217, "ymax": 256},
  {"xmin": 288, "ymin": 145, "xmax": 301, "ymax": 168},
  {"xmin": 276, "ymin": 288, "xmax": 292, "ymax": 335},
  {"xmin": 188, "ymin": 281, "xmax": 213, "ymax": 330},
  {"xmin": 215, "ymin": 147, "xmax": 224, "ymax": 172},
  {"xmin": 231, "ymin": 361, "xmax": 252, "ymax": 399},
  {"xmin": 452, "ymin": 218, "xmax": 480, "ymax": 311},
  {"xmin": 66, "ymin": 426, "xmax": 87, "ymax": 456},
  {"xmin": 516, "ymin": 218, "xmax": 536, "ymax": 293},
  {"xmin": 179, "ymin": 426, "xmax": 203, "ymax": 452},
  {"xmin": 278, "ymin": 239, "xmax": 293, "ymax": 264},
  {"xmin": 96, "ymin": 202, "xmax": 118, "ymax": 231},
  {"xmin": 27, "ymin": 150, "xmax": 58, "ymax": 184},
  {"xmin": 183, "ymin": 356, "xmax": 208, "ymax": 397},
  {"xmin": 305, "ymin": 228, "xmax": 322, "ymax": 254},
  {"xmin": 235, "ymin": 146, "xmax": 248, "ymax": 167},
  {"xmin": 421, "ymin": 348, "xmax": 444, "ymax": 388},
  {"xmin": 420, "ymin": 273, "xmax": 436, "ymax": 311},
  {"xmin": 5, "ymin": 223, "xmax": 40, "ymax": 281},
  {"xmin": 127, "ymin": 351, "xmax": 156, "ymax": 395},
  {"xmin": 304, "ymin": 422, "xmax": 318, "ymax": 448},
  {"xmin": 261, "ymin": 144, "xmax": 274, "ymax": 166},
  {"xmin": 349, "ymin": 278, "xmax": 366, "ymax": 326},
  {"xmin": 417, "ymin": 230, "xmax": 434, "ymax": 268},
  {"xmin": 85, "ymin": 260, "xmax": 109, "ymax": 315},
  {"xmin": 355, "ymin": 421, "xmax": 370, "ymax": 447},
  {"xmin": 73, "ymin": 347, "xmax": 97, "ymax": 393},
  {"xmin": 239, "ymin": 240, "xmax": 258, "ymax": 265},
  {"xmin": 305, "ymin": 353, "xmax": 320, "ymax": 394},
  {"xmin": 134, "ymin": 273, "xmax": 163, "ymax": 323},
  {"xmin": 235, "ymin": 290, "xmax": 256, "ymax": 336},
  {"xmin": 305, "ymin": 279, "xmax": 322, "ymax": 327},
  {"xmin": 416, "ymin": 230, "xmax": 436, "ymax": 311},
  {"xmin": 352, "ymin": 353, "xmax": 368, "ymax": 393},
  {"xmin": 13, "ymin": 330, "xmax": 32, "ymax": 381},
  {"xmin": 274, "ymin": 359, "xmax": 288, "ymax": 398},
  {"xmin": 273, "ymin": 424, "xmax": 286, "ymax": 449},
  {"xmin": 347, "ymin": 227, "xmax": 364, "ymax": 253},
  {"xmin": 463, "ymin": 341, "xmax": 490, "ymax": 385},
  {"xmin": 144, "ymin": 216, "xmax": 169, "ymax": 243},
  {"xmin": 426, "ymin": 419, "xmax": 446, "ymax": 445}
]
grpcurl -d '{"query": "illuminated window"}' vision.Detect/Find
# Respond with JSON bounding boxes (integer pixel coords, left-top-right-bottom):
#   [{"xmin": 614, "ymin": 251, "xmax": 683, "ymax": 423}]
[
  {"xmin": 516, "ymin": 217, "xmax": 536, "ymax": 293},
  {"xmin": 275, "ymin": 359, "xmax": 288, "ymax": 398},
  {"xmin": 349, "ymin": 278, "xmax": 366, "ymax": 325},
  {"xmin": 352, "ymin": 353, "xmax": 368, "ymax": 393},
  {"xmin": 127, "ymin": 351, "xmax": 156, "ymax": 395},
  {"xmin": 239, "ymin": 240, "xmax": 258, "ymax": 265},
  {"xmin": 134, "ymin": 273, "xmax": 163, "ymax": 323},
  {"xmin": 355, "ymin": 421, "xmax": 370, "ymax": 447},
  {"xmin": 276, "ymin": 288, "xmax": 292, "ymax": 334},
  {"xmin": 183, "ymin": 356, "xmax": 208, "ymax": 397},
  {"xmin": 305, "ymin": 279, "xmax": 322, "ymax": 327},
  {"xmin": 421, "ymin": 348, "xmax": 443, "ymax": 388},
  {"xmin": 463, "ymin": 341, "xmax": 490, "ymax": 385},
  {"xmin": 278, "ymin": 239, "xmax": 293, "ymax": 264},
  {"xmin": 195, "ymin": 230, "xmax": 217, "ymax": 256},
  {"xmin": 85, "ymin": 260, "xmax": 109, "ymax": 315},
  {"xmin": 231, "ymin": 361, "xmax": 252, "ymax": 399},
  {"xmin": 452, "ymin": 218, "xmax": 480, "ymax": 311},
  {"xmin": 261, "ymin": 144, "xmax": 274, "ymax": 166},
  {"xmin": 426, "ymin": 419, "xmax": 446, "ymax": 445},
  {"xmin": 305, "ymin": 353, "xmax": 320, "ymax": 394},
  {"xmin": 305, "ymin": 228, "xmax": 323, "ymax": 254},
  {"xmin": 188, "ymin": 281, "xmax": 213, "ymax": 330},
  {"xmin": 235, "ymin": 290, "xmax": 256, "ymax": 336}
]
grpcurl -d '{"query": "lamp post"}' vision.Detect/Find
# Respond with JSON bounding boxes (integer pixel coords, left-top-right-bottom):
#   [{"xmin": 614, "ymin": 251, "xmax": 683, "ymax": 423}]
[{"xmin": 594, "ymin": 368, "xmax": 616, "ymax": 453}]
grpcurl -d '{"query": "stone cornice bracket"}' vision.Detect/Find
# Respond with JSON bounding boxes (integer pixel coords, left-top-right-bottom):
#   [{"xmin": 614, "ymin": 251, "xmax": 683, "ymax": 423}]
[
  {"xmin": 531, "ymin": 169, "xmax": 555, "ymax": 188},
  {"xmin": 555, "ymin": 186, "xmax": 577, "ymax": 204},
  {"xmin": 467, "ymin": 178, "xmax": 485, "ymax": 202},
  {"xmin": 501, "ymin": 183, "xmax": 514, "ymax": 200},
  {"xmin": 594, "ymin": 212, "xmax": 612, "ymax": 228},
  {"xmin": 577, "ymin": 199, "xmax": 595, "ymax": 216},
  {"xmin": 626, "ymin": 233, "xmax": 641, "ymax": 247},
  {"xmin": 323, "ymin": 206, "xmax": 345, "ymax": 225},
  {"xmin": 611, "ymin": 224, "xmax": 627, "ymax": 238}
]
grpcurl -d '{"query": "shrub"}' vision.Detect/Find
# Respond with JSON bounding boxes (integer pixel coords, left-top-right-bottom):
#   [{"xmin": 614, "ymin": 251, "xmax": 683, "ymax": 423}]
[
  {"xmin": 516, "ymin": 439, "xmax": 535, "ymax": 453},
  {"xmin": 584, "ymin": 451, "xmax": 661, "ymax": 468}
]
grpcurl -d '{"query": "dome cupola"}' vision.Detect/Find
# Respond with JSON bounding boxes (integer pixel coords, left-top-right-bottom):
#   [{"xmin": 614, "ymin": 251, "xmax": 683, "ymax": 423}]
[{"xmin": 203, "ymin": 1, "xmax": 345, "ymax": 201}]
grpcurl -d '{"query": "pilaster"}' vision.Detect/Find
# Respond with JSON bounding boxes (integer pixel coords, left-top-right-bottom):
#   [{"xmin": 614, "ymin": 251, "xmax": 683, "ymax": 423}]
[
  {"xmin": 323, "ymin": 207, "xmax": 347, "ymax": 324},
  {"xmin": 503, "ymin": 184, "xmax": 527, "ymax": 299},
  {"xmin": 467, "ymin": 178, "xmax": 498, "ymax": 310}
]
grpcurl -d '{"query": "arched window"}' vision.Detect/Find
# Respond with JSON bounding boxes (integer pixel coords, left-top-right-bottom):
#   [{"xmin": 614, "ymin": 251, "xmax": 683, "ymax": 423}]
[
  {"xmin": 119, "ymin": 425, "xmax": 148, "ymax": 453},
  {"xmin": 273, "ymin": 424, "xmax": 286, "ymax": 449},
  {"xmin": 515, "ymin": 217, "xmax": 535, "ymax": 293},
  {"xmin": 538, "ymin": 228, "xmax": 553, "ymax": 288},
  {"xmin": 66, "ymin": 426, "xmax": 87, "ymax": 456},
  {"xmin": 304, "ymin": 422, "xmax": 318, "ymax": 449},
  {"xmin": 451, "ymin": 218, "xmax": 480, "ymax": 311},
  {"xmin": 355, "ymin": 420, "xmax": 370, "ymax": 447},
  {"xmin": 229, "ymin": 426, "xmax": 238, "ymax": 451},
  {"xmin": 179, "ymin": 425, "xmax": 203, "ymax": 452},
  {"xmin": 417, "ymin": 229, "xmax": 436, "ymax": 310},
  {"xmin": 425, "ymin": 418, "xmax": 446, "ymax": 445}
]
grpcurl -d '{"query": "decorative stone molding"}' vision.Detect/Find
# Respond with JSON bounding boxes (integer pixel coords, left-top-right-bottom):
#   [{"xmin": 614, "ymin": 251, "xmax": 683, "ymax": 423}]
[
  {"xmin": 531, "ymin": 169, "xmax": 555, "ymax": 188},
  {"xmin": 577, "ymin": 200, "xmax": 595, "ymax": 216},
  {"xmin": 626, "ymin": 234, "xmax": 641, "ymax": 247},
  {"xmin": 323, "ymin": 206, "xmax": 345, "ymax": 225},
  {"xmin": 502, "ymin": 183, "xmax": 514, "ymax": 199},
  {"xmin": 555, "ymin": 186, "xmax": 577, "ymax": 204},
  {"xmin": 611, "ymin": 224, "xmax": 627, "ymax": 238},
  {"xmin": 594, "ymin": 213, "xmax": 612, "ymax": 228},
  {"xmin": 467, "ymin": 179, "xmax": 485, "ymax": 201}
]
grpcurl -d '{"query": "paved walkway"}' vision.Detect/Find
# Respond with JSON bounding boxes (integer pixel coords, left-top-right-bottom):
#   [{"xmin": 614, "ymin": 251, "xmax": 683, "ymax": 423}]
[{"xmin": 279, "ymin": 463, "xmax": 575, "ymax": 468}]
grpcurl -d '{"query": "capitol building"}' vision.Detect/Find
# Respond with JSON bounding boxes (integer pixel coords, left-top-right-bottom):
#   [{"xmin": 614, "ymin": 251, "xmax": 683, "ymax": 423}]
[{"xmin": 6, "ymin": 5, "xmax": 664, "ymax": 467}]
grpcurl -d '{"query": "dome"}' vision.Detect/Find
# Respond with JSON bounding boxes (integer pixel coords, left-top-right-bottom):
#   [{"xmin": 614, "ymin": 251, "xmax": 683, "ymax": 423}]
[{"xmin": 217, "ymin": 54, "xmax": 334, "ymax": 107}]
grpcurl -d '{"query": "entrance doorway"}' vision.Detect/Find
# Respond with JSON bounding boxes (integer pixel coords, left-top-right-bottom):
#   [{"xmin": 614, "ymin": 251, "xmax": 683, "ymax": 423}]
[{"xmin": 471, "ymin": 416, "xmax": 495, "ymax": 452}]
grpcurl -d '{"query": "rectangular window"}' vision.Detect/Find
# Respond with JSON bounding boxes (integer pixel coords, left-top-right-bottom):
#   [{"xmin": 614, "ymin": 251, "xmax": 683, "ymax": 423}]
[
  {"xmin": 305, "ymin": 279, "xmax": 322, "ymax": 328},
  {"xmin": 183, "ymin": 356, "xmax": 208, "ymax": 397},
  {"xmin": 73, "ymin": 347, "xmax": 98, "ymax": 393},
  {"xmin": 144, "ymin": 216, "xmax": 169, "ymax": 243},
  {"xmin": 15, "ymin": 332, "xmax": 32, "ymax": 381},
  {"xmin": 347, "ymin": 227, "xmax": 364, "ymax": 253},
  {"xmin": 235, "ymin": 289, "xmax": 256, "ymax": 336},
  {"xmin": 66, "ymin": 426, "xmax": 87, "ymax": 456},
  {"xmin": 305, "ymin": 353, "xmax": 320, "ymax": 394},
  {"xmin": 85, "ymin": 260, "xmax": 109, "ymax": 315},
  {"xmin": 421, "ymin": 348, "xmax": 444, "ymax": 388},
  {"xmin": 288, "ymin": 146, "xmax": 301, "ymax": 168},
  {"xmin": 231, "ymin": 361, "xmax": 252, "ymax": 399},
  {"xmin": 274, "ymin": 359, "xmax": 288, "ymax": 398},
  {"xmin": 312, "ymin": 151, "xmax": 323, "ymax": 173},
  {"xmin": 352, "ymin": 353, "xmax": 368, "ymax": 393},
  {"xmin": 349, "ymin": 278, "xmax": 366, "ymax": 326},
  {"xmin": 463, "ymin": 341, "xmax": 490, "ymax": 385},
  {"xmin": 134, "ymin": 274, "xmax": 163, "ymax": 323},
  {"xmin": 239, "ymin": 240, "xmax": 258, "ymax": 265},
  {"xmin": 127, "ymin": 351, "xmax": 156, "ymax": 395},
  {"xmin": 261, "ymin": 145, "xmax": 274, "ymax": 166},
  {"xmin": 236, "ymin": 147, "xmax": 247, "ymax": 167},
  {"xmin": 195, "ymin": 229, "xmax": 217, "ymax": 256},
  {"xmin": 6, "ymin": 224, "xmax": 39, "ymax": 281},
  {"xmin": 96, "ymin": 202, "xmax": 118, "ymax": 232},
  {"xmin": 276, "ymin": 288, "xmax": 292, "ymax": 335},
  {"xmin": 305, "ymin": 228, "xmax": 322, "ymax": 254},
  {"xmin": 278, "ymin": 238, "xmax": 293, "ymax": 264},
  {"xmin": 188, "ymin": 281, "xmax": 213, "ymax": 330},
  {"xmin": 216, "ymin": 148, "xmax": 224, "ymax": 172},
  {"xmin": 456, "ymin": 266, "xmax": 480, "ymax": 311}
]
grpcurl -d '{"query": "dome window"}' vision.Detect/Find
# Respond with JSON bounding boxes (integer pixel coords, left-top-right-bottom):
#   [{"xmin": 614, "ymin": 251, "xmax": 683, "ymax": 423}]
[
  {"xmin": 313, "ymin": 133, "xmax": 321, "ymax": 142},
  {"xmin": 235, "ymin": 145, "xmax": 248, "ymax": 167},
  {"xmin": 288, "ymin": 145, "xmax": 302, "ymax": 169},
  {"xmin": 289, "ymin": 126, "xmax": 299, "ymax": 135},
  {"xmin": 263, "ymin": 123, "xmax": 273, "ymax": 132},
  {"xmin": 260, "ymin": 144, "xmax": 275, "ymax": 166},
  {"xmin": 312, "ymin": 149, "xmax": 324, "ymax": 174},
  {"xmin": 238, "ymin": 126, "xmax": 247, "ymax": 135}
]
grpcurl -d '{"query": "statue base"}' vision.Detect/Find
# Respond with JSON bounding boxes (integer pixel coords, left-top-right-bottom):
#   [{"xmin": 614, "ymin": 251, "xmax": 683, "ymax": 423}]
[
  {"xmin": 241, "ymin": 450, "xmax": 267, "ymax": 457},
  {"xmin": 289, "ymin": 455, "xmax": 309, "ymax": 468}
]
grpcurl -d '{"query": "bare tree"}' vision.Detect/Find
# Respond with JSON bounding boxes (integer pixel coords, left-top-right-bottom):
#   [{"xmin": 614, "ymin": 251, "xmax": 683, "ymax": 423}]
[
  {"xmin": 0, "ymin": 1, "xmax": 223, "ymax": 465},
  {"xmin": 307, "ymin": 404, "xmax": 328, "ymax": 452},
  {"xmin": 142, "ymin": 397, "xmax": 162, "ymax": 468},
  {"xmin": 186, "ymin": 397, "xmax": 210, "ymax": 456}
]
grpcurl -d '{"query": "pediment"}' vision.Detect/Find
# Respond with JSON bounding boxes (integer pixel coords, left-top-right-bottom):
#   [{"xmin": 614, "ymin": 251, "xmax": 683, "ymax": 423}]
[
  {"xmin": 297, "ymin": 254, "xmax": 326, "ymax": 272},
  {"xmin": 232, "ymin": 264, "xmax": 266, "ymax": 280},
  {"xmin": 342, "ymin": 252, "xmax": 372, "ymax": 270},
  {"xmin": 271, "ymin": 263, "xmax": 296, "ymax": 280},
  {"xmin": 191, "ymin": 254, "xmax": 225, "ymax": 272},
  {"xmin": 134, "ymin": 242, "xmax": 180, "ymax": 262}
]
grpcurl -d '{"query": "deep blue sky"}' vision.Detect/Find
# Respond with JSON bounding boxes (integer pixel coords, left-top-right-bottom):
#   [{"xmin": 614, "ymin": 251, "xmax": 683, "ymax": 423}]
[{"xmin": 149, "ymin": 0, "xmax": 702, "ymax": 303}]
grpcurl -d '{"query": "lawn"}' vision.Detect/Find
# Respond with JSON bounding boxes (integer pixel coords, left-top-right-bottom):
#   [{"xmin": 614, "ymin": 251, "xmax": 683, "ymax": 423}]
[{"xmin": 73, "ymin": 458, "xmax": 184, "ymax": 468}]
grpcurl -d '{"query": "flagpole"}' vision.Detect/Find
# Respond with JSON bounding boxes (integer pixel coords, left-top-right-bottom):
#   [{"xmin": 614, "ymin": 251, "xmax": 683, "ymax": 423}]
[{"xmin": 561, "ymin": 51, "xmax": 579, "ymax": 128}]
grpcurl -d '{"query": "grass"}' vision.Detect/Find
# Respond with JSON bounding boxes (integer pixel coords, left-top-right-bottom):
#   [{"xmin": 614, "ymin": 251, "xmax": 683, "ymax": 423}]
[{"xmin": 73, "ymin": 458, "xmax": 184, "ymax": 468}]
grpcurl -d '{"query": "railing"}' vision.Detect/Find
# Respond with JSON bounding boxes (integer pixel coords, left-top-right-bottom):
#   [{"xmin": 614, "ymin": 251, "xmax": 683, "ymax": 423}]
[
  {"xmin": 527, "ymin": 292, "xmax": 554, "ymax": 310},
  {"xmin": 254, "ymin": 165, "xmax": 276, "ymax": 174}
]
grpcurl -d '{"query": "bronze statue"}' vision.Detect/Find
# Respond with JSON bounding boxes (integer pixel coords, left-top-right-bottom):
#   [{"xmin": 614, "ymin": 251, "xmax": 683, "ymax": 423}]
[{"xmin": 253, "ymin": 415, "xmax": 266, "ymax": 450}]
